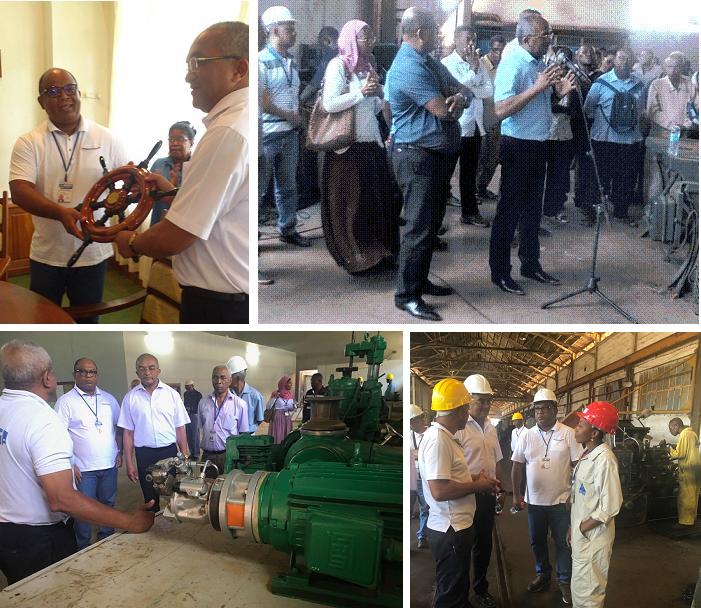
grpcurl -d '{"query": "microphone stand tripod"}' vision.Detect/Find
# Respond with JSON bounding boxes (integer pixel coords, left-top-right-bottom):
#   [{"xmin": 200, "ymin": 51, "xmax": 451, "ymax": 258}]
[{"xmin": 541, "ymin": 69, "xmax": 639, "ymax": 323}]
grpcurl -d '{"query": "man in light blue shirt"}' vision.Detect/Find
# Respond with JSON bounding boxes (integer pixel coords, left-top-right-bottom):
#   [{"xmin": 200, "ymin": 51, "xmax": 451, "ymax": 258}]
[
  {"xmin": 227, "ymin": 355, "xmax": 265, "ymax": 433},
  {"xmin": 259, "ymin": 6, "xmax": 310, "ymax": 247},
  {"xmin": 583, "ymin": 48, "xmax": 644, "ymax": 220},
  {"xmin": 488, "ymin": 12, "xmax": 575, "ymax": 296}
]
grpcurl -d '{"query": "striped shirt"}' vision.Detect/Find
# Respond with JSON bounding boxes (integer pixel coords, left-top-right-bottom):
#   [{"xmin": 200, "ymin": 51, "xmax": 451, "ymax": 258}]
[{"xmin": 259, "ymin": 44, "xmax": 300, "ymax": 136}]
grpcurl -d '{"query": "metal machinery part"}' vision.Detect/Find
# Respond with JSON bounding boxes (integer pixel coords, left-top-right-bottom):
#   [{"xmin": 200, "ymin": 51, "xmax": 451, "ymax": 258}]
[{"xmin": 611, "ymin": 419, "xmax": 679, "ymax": 526}]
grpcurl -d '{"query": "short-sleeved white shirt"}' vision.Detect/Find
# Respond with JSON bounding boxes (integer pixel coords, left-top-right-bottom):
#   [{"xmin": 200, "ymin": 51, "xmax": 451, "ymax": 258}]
[
  {"xmin": 511, "ymin": 421, "xmax": 582, "ymax": 506},
  {"xmin": 9, "ymin": 117, "xmax": 129, "ymax": 267},
  {"xmin": 165, "ymin": 88, "xmax": 248, "ymax": 294},
  {"xmin": 55, "ymin": 385, "xmax": 121, "ymax": 471},
  {"xmin": 198, "ymin": 390, "xmax": 249, "ymax": 452},
  {"xmin": 456, "ymin": 416, "xmax": 503, "ymax": 478},
  {"xmin": 418, "ymin": 422, "xmax": 476, "ymax": 532},
  {"xmin": 117, "ymin": 381, "xmax": 190, "ymax": 448},
  {"xmin": 511, "ymin": 425, "xmax": 526, "ymax": 453},
  {"xmin": 0, "ymin": 389, "xmax": 73, "ymax": 524}
]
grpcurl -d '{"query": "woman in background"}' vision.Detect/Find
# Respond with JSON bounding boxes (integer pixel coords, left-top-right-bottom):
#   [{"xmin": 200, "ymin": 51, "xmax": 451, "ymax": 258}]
[
  {"xmin": 149, "ymin": 121, "xmax": 196, "ymax": 225},
  {"xmin": 266, "ymin": 375, "xmax": 296, "ymax": 443}
]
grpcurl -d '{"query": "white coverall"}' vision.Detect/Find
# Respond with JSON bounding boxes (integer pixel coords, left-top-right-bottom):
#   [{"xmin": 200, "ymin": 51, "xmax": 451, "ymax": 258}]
[{"xmin": 570, "ymin": 443, "xmax": 623, "ymax": 608}]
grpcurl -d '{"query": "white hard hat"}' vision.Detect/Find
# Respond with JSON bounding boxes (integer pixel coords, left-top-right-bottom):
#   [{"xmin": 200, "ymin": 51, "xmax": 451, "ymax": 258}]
[
  {"xmin": 185, "ymin": 379, "xmax": 194, "ymax": 386},
  {"xmin": 262, "ymin": 6, "xmax": 295, "ymax": 28},
  {"xmin": 226, "ymin": 355, "xmax": 248, "ymax": 375},
  {"xmin": 533, "ymin": 388, "xmax": 557, "ymax": 403},
  {"xmin": 464, "ymin": 374, "xmax": 494, "ymax": 395},
  {"xmin": 409, "ymin": 404, "xmax": 424, "ymax": 419}
]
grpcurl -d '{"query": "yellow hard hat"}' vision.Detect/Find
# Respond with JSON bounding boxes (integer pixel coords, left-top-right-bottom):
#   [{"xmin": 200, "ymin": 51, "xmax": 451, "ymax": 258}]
[
  {"xmin": 512, "ymin": 412, "xmax": 524, "ymax": 421},
  {"xmin": 387, "ymin": 373, "xmax": 394, "ymax": 380},
  {"xmin": 432, "ymin": 378, "xmax": 470, "ymax": 411}
]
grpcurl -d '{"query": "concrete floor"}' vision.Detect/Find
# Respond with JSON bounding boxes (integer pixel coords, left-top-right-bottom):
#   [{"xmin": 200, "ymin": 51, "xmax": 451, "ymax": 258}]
[
  {"xmin": 410, "ymin": 460, "xmax": 701, "ymax": 608},
  {"xmin": 259, "ymin": 175, "xmax": 697, "ymax": 324}
]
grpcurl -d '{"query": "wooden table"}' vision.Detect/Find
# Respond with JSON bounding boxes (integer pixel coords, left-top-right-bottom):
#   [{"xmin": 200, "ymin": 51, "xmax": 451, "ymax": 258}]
[{"xmin": 0, "ymin": 282, "xmax": 75, "ymax": 323}]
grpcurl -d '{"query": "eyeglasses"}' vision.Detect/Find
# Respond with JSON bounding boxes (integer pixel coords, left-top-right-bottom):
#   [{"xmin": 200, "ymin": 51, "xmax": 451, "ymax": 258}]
[
  {"xmin": 41, "ymin": 84, "xmax": 78, "ymax": 98},
  {"xmin": 168, "ymin": 136, "xmax": 189, "ymax": 143},
  {"xmin": 137, "ymin": 365, "xmax": 158, "ymax": 373},
  {"xmin": 532, "ymin": 31, "xmax": 554, "ymax": 40},
  {"xmin": 357, "ymin": 34, "xmax": 376, "ymax": 44},
  {"xmin": 187, "ymin": 55, "xmax": 241, "ymax": 72},
  {"xmin": 74, "ymin": 368, "xmax": 98, "ymax": 377}
]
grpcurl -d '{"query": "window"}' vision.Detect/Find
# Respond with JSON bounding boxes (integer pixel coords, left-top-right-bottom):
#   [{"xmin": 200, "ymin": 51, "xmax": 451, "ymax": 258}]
[{"xmin": 637, "ymin": 357, "xmax": 694, "ymax": 412}]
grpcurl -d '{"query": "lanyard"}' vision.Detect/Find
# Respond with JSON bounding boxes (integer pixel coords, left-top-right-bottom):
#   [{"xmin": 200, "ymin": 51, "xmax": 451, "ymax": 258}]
[
  {"xmin": 51, "ymin": 131, "xmax": 82, "ymax": 181},
  {"xmin": 412, "ymin": 431, "xmax": 423, "ymax": 450},
  {"xmin": 267, "ymin": 44, "xmax": 294, "ymax": 88},
  {"xmin": 213, "ymin": 396, "xmax": 227, "ymax": 423},
  {"xmin": 75, "ymin": 387, "xmax": 98, "ymax": 421},
  {"xmin": 538, "ymin": 428, "xmax": 555, "ymax": 459}
]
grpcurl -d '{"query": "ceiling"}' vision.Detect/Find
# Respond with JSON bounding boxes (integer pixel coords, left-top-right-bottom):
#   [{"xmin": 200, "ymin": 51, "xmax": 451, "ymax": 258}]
[{"xmin": 411, "ymin": 332, "xmax": 606, "ymax": 407}]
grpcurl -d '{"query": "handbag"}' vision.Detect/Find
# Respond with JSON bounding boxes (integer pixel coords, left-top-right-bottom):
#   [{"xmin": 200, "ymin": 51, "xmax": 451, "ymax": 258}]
[
  {"xmin": 305, "ymin": 77, "xmax": 356, "ymax": 152},
  {"xmin": 264, "ymin": 397, "xmax": 279, "ymax": 423}
]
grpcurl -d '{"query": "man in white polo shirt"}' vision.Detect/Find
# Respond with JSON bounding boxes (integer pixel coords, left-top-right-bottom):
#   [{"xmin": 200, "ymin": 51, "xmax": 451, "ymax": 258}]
[
  {"xmin": 118, "ymin": 353, "xmax": 190, "ymax": 512},
  {"xmin": 9, "ymin": 68, "xmax": 129, "ymax": 323},
  {"xmin": 456, "ymin": 374, "xmax": 505, "ymax": 608},
  {"xmin": 54, "ymin": 357, "xmax": 122, "ymax": 549},
  {"xmin": 115, "ymin": 22, "xmax": 249, "ymax": 323},
  {"xmin": 198, "ymin": 365, "xmax": 249, "ymax": 474},
  {"xmin": 0, "ymin": 340, "xmax": 154, "ymax": 585},
  {"xmin": 512, "ymin": 388, "xmax": 582, "ymax": 605},
  {"xmin": 418, "ymin": 378, "xmax": 498, "ymax": 608}
]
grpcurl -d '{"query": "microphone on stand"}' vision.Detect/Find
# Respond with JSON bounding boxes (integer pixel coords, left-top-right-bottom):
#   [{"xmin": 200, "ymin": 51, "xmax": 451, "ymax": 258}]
[{"xmin": 554, "ymin": 50, "xmax": 592, "ymax": 85}]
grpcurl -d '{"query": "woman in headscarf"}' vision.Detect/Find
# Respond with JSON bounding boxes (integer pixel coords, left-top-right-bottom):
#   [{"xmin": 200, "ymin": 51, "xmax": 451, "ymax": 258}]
[
  {"xmin": 320, "ymin": 20, "xmax": 399, "ymax": 275},
  {"xmin": 149, "ymin": 121, "xmax": 196, "ymax": 225},
  {"xmin": 266, "ymin": 375, "xmax": 296, "ymax": 443}
]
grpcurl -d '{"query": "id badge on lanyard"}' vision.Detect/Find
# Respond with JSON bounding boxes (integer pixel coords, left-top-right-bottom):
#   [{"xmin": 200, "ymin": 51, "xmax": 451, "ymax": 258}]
[{"xmin": 58, "ymin": 182, "xmax": 74, "ymax": 204}]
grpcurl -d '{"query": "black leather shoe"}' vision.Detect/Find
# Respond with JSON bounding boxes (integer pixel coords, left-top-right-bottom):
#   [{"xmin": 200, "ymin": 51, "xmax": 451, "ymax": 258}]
[
  {"xmin": 460, "ymin": 214, "xmax": 490, "ymax": 227},
  {"xmin": 478, "ymin": 189, "xmax": 498, "ymax": 201},
  {"xmin": 521, "ymin": 269, "xmax": 561, "ymax": 285},
  {"xmin": 527, "ymin": 575, "xmax": 551, "ymax": 593},
  {"xmin": 423, "ymin": 281, "xmax": 454, "ymax": 296},
  {"xmin": 396, "ymin": 298, "xmax": 442, "ymax": 321},
  {"xmin": 434, "ymin": 238, "xmax": 448, "ymax": 251},
  {"xmin": 492, "ymin": 276, "xmax": 525, "ymax": 295},
  {"xmin": 437, "ymin": 225, "xmax": 448, "ymax": 235},
  {"xmin": 474, "ymin": 591, "xmax": 497, "ymax": 608},
  {"xmin": 280, "ymin": 232, "xmax": 311, "ymax": 247}
]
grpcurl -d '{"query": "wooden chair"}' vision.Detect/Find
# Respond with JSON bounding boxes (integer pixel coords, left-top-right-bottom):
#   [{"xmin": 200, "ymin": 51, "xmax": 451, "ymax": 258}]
[
  {"xmin": 64, "ymin": 257, "xmax": 181, "ymax": 323},
  {"xmin": 0, "ymin": 191, "xmax": 12, "ymax": 280}
]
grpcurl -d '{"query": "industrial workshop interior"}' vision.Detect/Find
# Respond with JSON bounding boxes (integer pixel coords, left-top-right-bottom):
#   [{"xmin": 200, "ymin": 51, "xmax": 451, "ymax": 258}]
[
  {"xmin": 0, "ymin": 330, "xmax": 403, "ymax": 607},
  {"xmin": 258, "ymin": 0, "xmax": 698, "ymax": 324},
  {"xmin": 410, "ymin": 332, "xmax": 701, "ymax": 608}
]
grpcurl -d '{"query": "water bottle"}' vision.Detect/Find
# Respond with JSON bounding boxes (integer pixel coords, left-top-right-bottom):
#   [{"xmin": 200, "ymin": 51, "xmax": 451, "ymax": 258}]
[{"xmin": 668, "ymin": 125, "xmax": 681, "ymax": 157}]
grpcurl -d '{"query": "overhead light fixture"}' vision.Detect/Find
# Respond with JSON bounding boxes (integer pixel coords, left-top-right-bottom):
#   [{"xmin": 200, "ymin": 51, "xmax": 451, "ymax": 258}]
[
  {"xmin": 246, "ymin": 343, "xmax": 260, "ymax": 366},
  {"xmin": 144, "ymin": 331, "xmax": 174, "ymax": 355}
]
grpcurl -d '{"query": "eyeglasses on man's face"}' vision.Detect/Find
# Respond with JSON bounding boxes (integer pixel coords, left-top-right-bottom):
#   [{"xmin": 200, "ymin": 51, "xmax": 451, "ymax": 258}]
[
  {"xmin": 186, "ymin": 55, "xmax": 241, "ymax": 73},
  {"xmin": 74, "ymin": 368, "xmax": 98, "ymax": 377},
  {"xmin": 532, "ymin": 31, "xmax": 554, "ymax": 40},
  {"xmin": 137, "ymin": 365, "xmax": 158, "ymax": 373},
  {"xmin": 41, "ymin": 83, "xmax": 78, "ymax": 98}
]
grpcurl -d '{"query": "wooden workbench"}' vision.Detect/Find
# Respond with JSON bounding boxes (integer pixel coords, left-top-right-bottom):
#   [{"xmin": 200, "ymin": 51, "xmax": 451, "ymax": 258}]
[{"xmin": 0, "ymin": 515, "xmax": 324, "ymax": 608}]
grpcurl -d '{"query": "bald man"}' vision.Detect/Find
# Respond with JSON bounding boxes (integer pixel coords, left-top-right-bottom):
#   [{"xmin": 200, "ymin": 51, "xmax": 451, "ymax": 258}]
[
  {"xmin": 115, "ymin": 22, "xmax": 250, "ymax": 324},
  {"xmin": 9, "ymin": 68, "xmax": 129, "ymax": 323}
]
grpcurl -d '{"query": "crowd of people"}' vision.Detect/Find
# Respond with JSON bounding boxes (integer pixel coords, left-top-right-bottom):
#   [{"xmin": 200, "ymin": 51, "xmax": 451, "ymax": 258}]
[
  {"xmin": 258, "ymin": 6, "xmax": 699, "ymax": 321},
  {"xmin": 8, "ymin": 21, "xmax": 249, "ymax": 324},
  {"xmin": 0, "ymin": 339, "xmax": 328, "ymax": 586}
]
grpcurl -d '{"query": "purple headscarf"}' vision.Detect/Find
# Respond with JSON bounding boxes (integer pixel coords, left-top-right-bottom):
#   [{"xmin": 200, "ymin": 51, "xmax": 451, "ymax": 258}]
[{"xmin": 338, "ymin": 19, "xmax": 372, "ymax": 74}]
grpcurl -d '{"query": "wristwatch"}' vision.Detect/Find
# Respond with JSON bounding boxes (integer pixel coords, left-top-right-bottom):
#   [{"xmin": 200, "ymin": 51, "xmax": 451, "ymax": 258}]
[{"xmin": 127, "ymin": 232, "xmax": 139, "ymax": 255}]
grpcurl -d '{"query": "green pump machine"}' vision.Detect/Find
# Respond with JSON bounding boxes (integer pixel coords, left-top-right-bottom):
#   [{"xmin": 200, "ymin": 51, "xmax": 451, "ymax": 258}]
[{"xmin": 146, "ymin": 332, "xmax": 402, "ymax": 607}]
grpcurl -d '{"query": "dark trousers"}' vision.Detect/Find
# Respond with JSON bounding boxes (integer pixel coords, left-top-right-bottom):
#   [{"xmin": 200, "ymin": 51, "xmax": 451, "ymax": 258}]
[
  {"xmin": 135, "ymin": 444, "xmax": 177, "ymax": 511},
  {"xmin": 459, "ymin": 128, "xmax": 482, "ymax": 219},
  {"xmin": 427, "ymin": 525, "xmax": 474, "ymax": 608},
  {"xmin": 489, "ymin": 136, "xmax": 547, "ymax": 279},
  {"xmin": 0, "ymin": 520, "xmax": 78, "ymax": 585},
  {"xmin": 185, "ymin": 415, "xmax": 199, "ymax": 458},
  {"xmin": 477, "ymin": 123, "xmax": 501, "ymax": 194},
  {"xmin": 29, "ymin": 259, "xmax": 107, "ymax": 324},
  {"xmin": 527, "ymin": 503, "xmax": 572, "ymax": 583},
  {"xmin": 573, "ymin": 148, "xmax": 599, "ymax": 212},
  {"xmin": 180, "ymin": 288, "xmax": 249, "ymax": 324},
  {"xmin": 543, "ymin": 138, "xmax": 576, "ymax": 217},
  {"xmin": 591, "ymin": 140, "xmax": 639, "ymax": 219},
  {"xmin": 472, "ymin": 493, "xmax": 496, "ymax": 594},
  {"xmin": 392, "ymin": 144, "xmax": 457, "ymax": 303}
]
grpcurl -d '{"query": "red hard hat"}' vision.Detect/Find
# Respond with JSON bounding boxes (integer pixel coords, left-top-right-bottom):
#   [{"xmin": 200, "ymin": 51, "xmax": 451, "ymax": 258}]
[{"xmin": 576, "ymin": 401, "xmax": 619, "ymax": 434}]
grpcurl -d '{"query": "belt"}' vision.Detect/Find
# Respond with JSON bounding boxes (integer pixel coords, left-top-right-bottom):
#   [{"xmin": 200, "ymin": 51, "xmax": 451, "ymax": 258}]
[
  {"xmin": 203, "ymin": 449, "xmax": 226, "ymax": 455},
  {"xmin": 180, "ymin": 286, "xmax": 248, "ymax": 303}
]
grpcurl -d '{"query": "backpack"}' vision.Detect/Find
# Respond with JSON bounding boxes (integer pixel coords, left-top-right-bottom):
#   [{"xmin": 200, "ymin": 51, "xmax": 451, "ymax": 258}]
[{"xmin": 595, "ymin": 77, "xmax": 642, "ymax": 134}]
